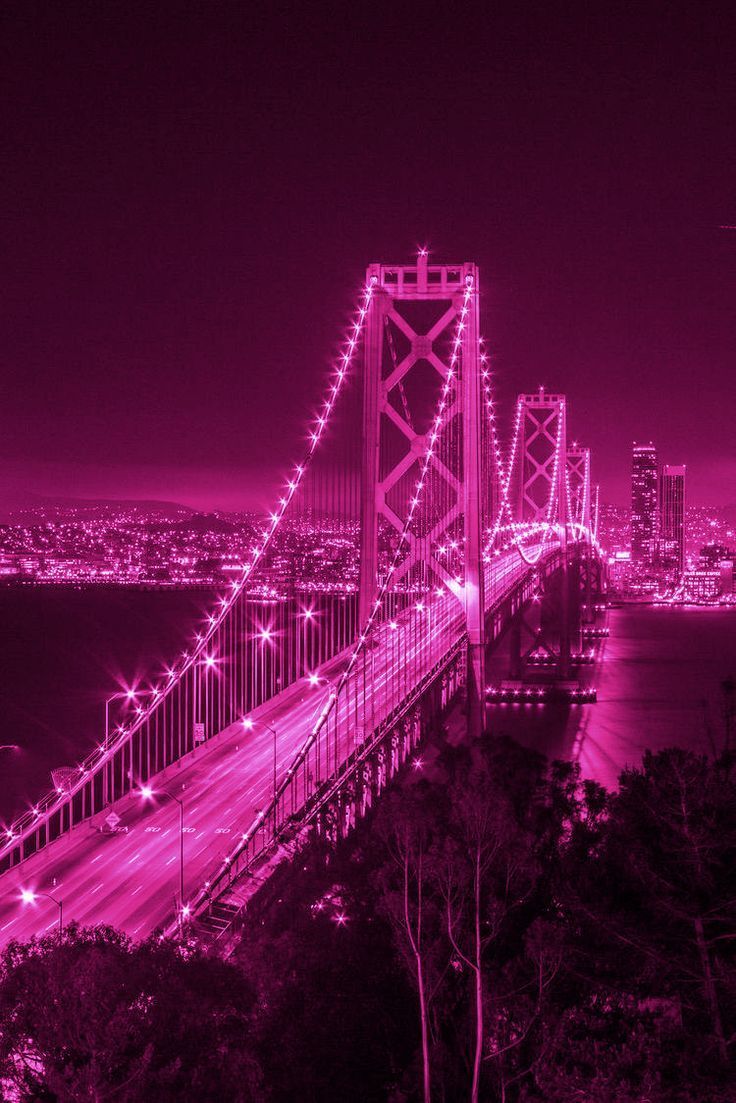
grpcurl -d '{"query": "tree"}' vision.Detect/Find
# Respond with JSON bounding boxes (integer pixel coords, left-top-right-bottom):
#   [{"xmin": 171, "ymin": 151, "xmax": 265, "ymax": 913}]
[
  {"xmin": 553, "ymin": 748, "xmax": 736, "ymax": 1097},
  {"xmin": 0, "ymin": 924, "xmax": 262, "ymax": 1102},
  {"xmin": 237, "ymin": 830, "xmax": 416, "ymax": 1103},
  {"xmin": 374, "ymin": 784, "xmax": 448, "ymax": 1103},
  {"xmin": 429, "ymin": 742, "xmax": 543, "ymax": 1103}
]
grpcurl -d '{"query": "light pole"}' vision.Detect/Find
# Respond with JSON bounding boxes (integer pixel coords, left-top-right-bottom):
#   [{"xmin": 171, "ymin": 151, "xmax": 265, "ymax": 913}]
[
  {"xmin": 318, "ymin": 676, "xmax": 340, "ymax": 768},
  {"xmin": 104, "ymin": 689, "xmax": 141, "ymax": 742},
  {"xmin": 105, "ymin": 689, "xmax": 156, "ymax": 804},
  {"xmin": 139, "ymin": 785, "xmax": 185, "ymax": 927},
  {"xmin": 242, "ymin": 717, "xmax": 279, "ymax": 833},
  {"xmin": 20, "ymin": 888, "xmax": 63, "ymax": 934},
  {"xmin": 103, "ymin": 690, "xmax": 136, "ymax": 806},
  {"xmin": 306, "ymin": 674, "xmax": 341, "ymax": 765}
]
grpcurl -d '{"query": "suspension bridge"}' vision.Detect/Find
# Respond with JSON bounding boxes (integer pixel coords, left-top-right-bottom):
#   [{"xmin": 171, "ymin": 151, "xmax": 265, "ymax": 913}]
[{"xmin": 0, "ymin": 254, "xmax": 605, "ymax": 945}]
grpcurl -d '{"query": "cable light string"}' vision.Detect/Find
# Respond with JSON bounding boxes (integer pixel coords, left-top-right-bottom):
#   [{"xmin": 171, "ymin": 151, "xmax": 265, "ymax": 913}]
[
  {"xmin": 565, "ymin": 466, "xmax": 585, "ymax": 543},
  {"xmin": 565, "ymin": 448, "xmax": 599, "ymax": 548},
  {"xmin": 204, "ymin": 276, "xmax": 476, "ymax": 891},
  {"xmin": 481, "ymin": 378, "xmax": 525, "ymax": 555},
  {"xmin": 478, "ymin": 348, "xmax": 541, "ymax": 580},
  {"xmin": 479, "ymin": 343, "xmax": 511, "ymax": 550},
  {"xmin": 593, "ymin": 483, "xmax": 600, "ymax": 542},
  {"xmin": 1, "ymin": 274, "xmax": 378, "ymax": 853}
]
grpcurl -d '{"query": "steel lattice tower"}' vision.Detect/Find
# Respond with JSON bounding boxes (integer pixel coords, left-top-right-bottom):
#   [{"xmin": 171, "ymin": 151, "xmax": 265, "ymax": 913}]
[{"xmin": 358, "ymin": 254, "xmax": 487, "ymax": 735}]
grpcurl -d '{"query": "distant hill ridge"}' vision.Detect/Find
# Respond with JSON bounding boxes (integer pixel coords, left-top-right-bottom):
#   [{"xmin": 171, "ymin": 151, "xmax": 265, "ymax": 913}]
[{"xmin": 1, "ymin": 494, "xmax": 196, "ymax": 522}]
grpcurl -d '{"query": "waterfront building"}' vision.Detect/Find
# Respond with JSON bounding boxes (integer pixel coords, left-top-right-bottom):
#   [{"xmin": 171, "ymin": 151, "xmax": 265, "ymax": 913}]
[
  {"xmin": 683, "ymin": 569, "xmax": 722, "ymax": 602},
  {"xmin": 659, "ymin": 465, "xmax": 686, "ymax": 575},
  {"xmin": 631, "ymin": 443, "xmax": 658, "ymax": 566}
]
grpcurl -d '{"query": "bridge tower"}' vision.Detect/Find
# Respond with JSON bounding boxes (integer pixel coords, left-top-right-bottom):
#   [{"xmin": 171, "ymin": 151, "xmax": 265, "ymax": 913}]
[
  {"xmin": 567, "ymin": 444, "xmax": 593, "ymax": 621},
  {"xmin": 517, "ymin": 388, "xmax": 570, "ymax": 676},
  {"xmin": 358, "ymin": 254, "xmax": 488, "ymax": 736},
  {"xmin": 566, "ymin": 444, "xmax": 591, "ymax": 532}
]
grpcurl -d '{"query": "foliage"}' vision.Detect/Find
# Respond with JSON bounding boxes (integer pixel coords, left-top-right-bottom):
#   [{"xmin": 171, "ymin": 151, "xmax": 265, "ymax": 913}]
[
  {"xmin": 4, "ymin": 741, "xmax": 736, "ymax": 1102},
  {"xmin": 0, "ymin": 924, "xmax": 262, "ymax": 1102}
]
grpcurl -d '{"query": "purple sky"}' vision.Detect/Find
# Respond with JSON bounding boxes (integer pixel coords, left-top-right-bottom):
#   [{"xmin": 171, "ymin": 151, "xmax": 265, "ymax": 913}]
[{"xmin": 2, "ymin": 5, "xmax": 735, "ymax": 510}]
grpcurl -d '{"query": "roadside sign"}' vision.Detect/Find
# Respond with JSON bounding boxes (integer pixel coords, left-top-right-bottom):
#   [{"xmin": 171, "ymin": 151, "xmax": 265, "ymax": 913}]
[
  {"xmin": 105, "ymin": 811, "xmax": 120, "ymax": 830},
  {"xmin": 194, "ymin": 722, "xmax": 205, "ymax": 744}
]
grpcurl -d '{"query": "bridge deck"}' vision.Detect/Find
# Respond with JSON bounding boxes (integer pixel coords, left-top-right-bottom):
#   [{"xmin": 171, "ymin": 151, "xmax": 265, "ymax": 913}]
[{"xmin": 0, "ymin": 548, "xmax": 541, "ymax": 943}]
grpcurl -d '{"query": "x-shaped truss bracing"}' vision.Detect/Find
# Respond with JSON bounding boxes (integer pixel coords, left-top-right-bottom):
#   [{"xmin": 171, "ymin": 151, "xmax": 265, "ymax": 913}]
[
  {"xmin": 566, "ymin": 445, "xmax": 591, "ymax": 534},
  {"xmin": 359, "ymin": 258, "xmax": 483, "ymax": 614},
  {"xmin": 518, "ymin": 390, "xmax": 567, "ymax": 527}
]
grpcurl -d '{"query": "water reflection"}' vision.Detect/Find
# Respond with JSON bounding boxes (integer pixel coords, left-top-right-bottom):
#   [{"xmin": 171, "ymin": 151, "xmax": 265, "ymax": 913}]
[{"xmin": 488, "ymin": 607, "xmax": 736, "ymax": 790}]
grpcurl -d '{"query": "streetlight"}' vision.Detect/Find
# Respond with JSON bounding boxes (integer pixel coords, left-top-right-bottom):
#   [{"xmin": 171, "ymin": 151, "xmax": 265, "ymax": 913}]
[
  {"xmin": 104, "ymin": 689, "xmax": 138, "ymax": 741},
  {"xmin": 242, "ymin": 717, "xmax": 279, "ymax": 832},
  {"xmin": 20, "ymin": 887, "xmax": 63, "ymax": 934},
  {"xmin": 105, "ymin": 688, "xmax": 160, "ymax": 740},
  {"xmin": 304, "ymin": 675, "xmax": 342, "ymax": 776},
  {"xmin": 103, "ymin": 689, "xmax": 154, "ymax": 805},
  {"xmin": 138, "ymin": 785, "xmax": 186, "ymax": 927}
]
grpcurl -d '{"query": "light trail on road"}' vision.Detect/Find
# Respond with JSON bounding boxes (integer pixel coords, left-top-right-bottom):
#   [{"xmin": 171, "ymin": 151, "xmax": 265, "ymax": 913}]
[{"xmin": 0, "ymin": 547, "xmax": 542, "ymax": 943}]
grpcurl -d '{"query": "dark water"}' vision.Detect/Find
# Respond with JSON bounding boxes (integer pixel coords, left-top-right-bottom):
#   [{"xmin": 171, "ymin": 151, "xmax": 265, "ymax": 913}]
[
  {"xmin": 1, "ymin": 593, "xmax": 735, "ymax": 824},
  {"xmin": 488, "ymin": 606, "xmax": 736, "ymax": 790},
  {"xmin": 0, "ymin": 588, "xmax": 213, "ymax": 824}
]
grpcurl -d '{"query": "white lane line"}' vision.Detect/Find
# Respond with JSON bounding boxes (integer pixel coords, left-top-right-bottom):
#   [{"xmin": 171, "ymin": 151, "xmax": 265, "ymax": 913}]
[{"xmin": 131, "ymin": 885, "xmax": 143, "ymax": 897}]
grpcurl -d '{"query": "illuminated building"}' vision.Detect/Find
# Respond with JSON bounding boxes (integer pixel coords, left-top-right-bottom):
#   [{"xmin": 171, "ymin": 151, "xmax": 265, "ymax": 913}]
[
  {"xmin": 683, "ymin": 569, "xmax": 721, "ymax": 602},
  {"xmin": 631, "ymin": 443, "xmax": 658, "ymax": 566},
  {"xmin": 659, "ymin": 465, "xmax": 685, "ymax": 575}
]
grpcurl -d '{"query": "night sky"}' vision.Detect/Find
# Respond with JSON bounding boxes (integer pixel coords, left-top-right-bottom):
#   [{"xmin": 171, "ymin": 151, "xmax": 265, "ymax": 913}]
[{"xmin": 2, "ymin": 3, "xmax": 735, "ymax": 510}]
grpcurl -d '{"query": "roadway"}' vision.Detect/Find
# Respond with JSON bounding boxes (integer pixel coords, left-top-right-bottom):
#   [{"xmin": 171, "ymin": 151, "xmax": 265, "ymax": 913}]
[{"xmin": 0, "ymin": 546, "xmax": 541, "ymax": 944}]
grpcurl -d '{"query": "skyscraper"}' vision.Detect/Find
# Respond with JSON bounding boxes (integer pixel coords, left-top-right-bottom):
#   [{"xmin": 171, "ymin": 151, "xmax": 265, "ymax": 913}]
[
  {"xmin": 631, "ymin": 443, "xmax": 658, "ymax": 566},
  {"xmin": 659, "ymin": 465, "xmax": 686, "ymax": 575}
]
